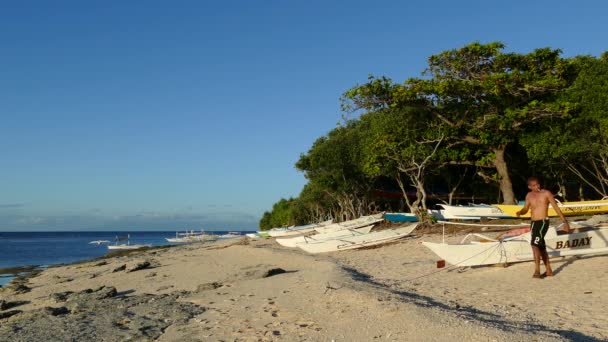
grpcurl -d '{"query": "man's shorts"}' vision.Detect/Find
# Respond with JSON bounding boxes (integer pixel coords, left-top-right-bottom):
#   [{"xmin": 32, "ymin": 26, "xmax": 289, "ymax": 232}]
[{"xmin": 530, "ymin": 218, "xmax": 550, "ymax": 249}]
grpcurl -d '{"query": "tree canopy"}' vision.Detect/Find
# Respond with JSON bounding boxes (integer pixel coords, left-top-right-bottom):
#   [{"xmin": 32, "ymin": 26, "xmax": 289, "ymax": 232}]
[{"xmin": 260, "ymin": 42, "xmax": 608, "ymax": 228}]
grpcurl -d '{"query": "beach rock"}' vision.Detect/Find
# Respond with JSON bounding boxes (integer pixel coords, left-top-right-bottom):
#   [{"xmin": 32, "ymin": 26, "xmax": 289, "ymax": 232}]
[
  {"xmin": 94, "ymin": 261, "xmax": 108, "ymax": 266},
  {"xmin": 0, "ymin": 299, "xmax": 7, "ymax": 310},
  {"xmin": 0, "ymin": 291, "xmax": 206, "ymax": 341},
  {"xmin": 0, "ymin": 310, "xmax": 21, "ymax": 319},
  {"xmin": 42, "ymin": 306, "xmax": 70, "ymax": 316},
  {"xmin": 127, "ymin": 261, "xmax": 151, "ymax": 272},
  {"xmin": 196, "ymin": 282, "xmax": 223, "ymax": 292},
  {"xmin": 112, "ymin": 264, "xmax": 126, "ymax": 273},
  {"xmin": 263, "ymin": 268, "xmax": 287, "ymax": 278},
  {"xmin": 11, "ymin": 284, "xmax": 31, "ymax": 294},
  {"xmin": 95, "ymin": 286, "xmax": 117, "ymax": 299},
  {"xmin": 65, "ymin": 299, "xmax": 88, "ymax": 314}
]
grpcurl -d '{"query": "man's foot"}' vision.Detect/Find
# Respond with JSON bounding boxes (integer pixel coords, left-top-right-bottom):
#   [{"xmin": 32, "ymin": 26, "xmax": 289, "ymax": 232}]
[{"xmin": 533, "ymin": 272, "xmax": 543, "ymax": 279}]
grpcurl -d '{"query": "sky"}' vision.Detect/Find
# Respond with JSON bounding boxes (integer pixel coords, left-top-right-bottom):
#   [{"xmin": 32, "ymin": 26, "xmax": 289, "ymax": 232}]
[{"xmin": 1, "ymin": 0, "xmax": 606, "ymax": 231}]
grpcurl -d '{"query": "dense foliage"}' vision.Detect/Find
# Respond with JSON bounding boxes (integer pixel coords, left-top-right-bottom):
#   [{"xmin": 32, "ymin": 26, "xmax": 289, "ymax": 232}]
[{"xmin": 259, "ymin": 42, "xmax": 608, "ymax": 229}]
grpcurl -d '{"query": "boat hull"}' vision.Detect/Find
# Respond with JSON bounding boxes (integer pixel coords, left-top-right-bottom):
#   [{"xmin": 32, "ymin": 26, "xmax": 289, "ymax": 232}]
[
  {"xmin": 383, "ymin": 213, "xmax": 418, "ymax": 223},
  {"xmin": 314, "ymin": 214, "xmax": 384, "ymax": 234},
  {"xmin": 494, "ymin": 199, "xmax": 608, "ymax": 218},
  {"xmin": 423, "ymin": 226, "xmax": 608, "ymax": 267},
  {"xmin": 276, "ymin": 225, "xmax": 375, "ymax": 248},
  {"xmin": 266, "ymin": 219, "xmax": 333, "ymax": 237},
  {"xmin": 298, "ymin": 224, "xmax": 417, "ymax": 254},
  {"xmin": 430, "ymin": 204, "xmax": 511, "ymax": 220},
  {"xmin": 107, "ymin": 244, "xmax": 150, "ymax": 250}
]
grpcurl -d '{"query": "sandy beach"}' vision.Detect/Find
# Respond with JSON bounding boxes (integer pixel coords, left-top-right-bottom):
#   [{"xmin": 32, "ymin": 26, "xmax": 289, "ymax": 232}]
[{"xmin": 1, "ymin": 228, "xmax": 606, "ymax": 341}]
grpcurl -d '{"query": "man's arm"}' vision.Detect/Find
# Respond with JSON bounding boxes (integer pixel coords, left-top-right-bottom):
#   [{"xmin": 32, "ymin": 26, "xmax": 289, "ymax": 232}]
[
  {"xmin": 516, "ymin": 195, "xmax": 530, "ymax": 217},
  {"xmin": 547, "ymin": 192, "xmax": 571, "ymax": 233}
]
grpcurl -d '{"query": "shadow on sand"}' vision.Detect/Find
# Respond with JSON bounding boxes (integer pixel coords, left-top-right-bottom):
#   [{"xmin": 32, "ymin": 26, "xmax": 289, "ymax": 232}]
[{"xmin": 341, "ymin": 266, "xmax": 601, "ymax": 342}]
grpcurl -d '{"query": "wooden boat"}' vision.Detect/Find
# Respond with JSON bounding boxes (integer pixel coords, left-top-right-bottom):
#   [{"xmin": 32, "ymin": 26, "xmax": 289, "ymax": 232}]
[
  {"xmin": 275, "ymin": 225, "xmax": 375, "ymax": 248},
  {"xmin": 429, "ymin": 204, "xmax": 511, "ymax": 220},
  {"xmin": 108, "ymin": 235, "xmax": 150, "ymax": 250},
  {"xmin": 493, "ymin": 198, "xmax": 608, "ymax": 218},
  {"xmin": 313, "ymin": 214, "xmax": 384, "ymax": 234},
  {"xmin": 297, "ymin": 224, "xmax": 417, "ymax": 254},
  {"xmin": 267, "ymin": 219, "xmax": 333, "ymax": 237},
  {"xmin": 383, "ymin": 213, "xmax": 418, "ymax": 223},
  {"xmin": 422, "ymin": 224, "xmax": 608, "ymax": 267}
]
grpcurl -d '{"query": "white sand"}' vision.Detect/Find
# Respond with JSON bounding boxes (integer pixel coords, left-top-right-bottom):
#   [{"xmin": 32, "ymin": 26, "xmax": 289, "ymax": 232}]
[{"xmin": 2, "ymin": 233, "xmax": 605, "ymax": 341}]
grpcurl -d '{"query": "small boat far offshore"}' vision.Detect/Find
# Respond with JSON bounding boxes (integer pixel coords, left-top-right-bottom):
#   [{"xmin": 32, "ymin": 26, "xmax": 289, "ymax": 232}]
[
  {"xmin": 88, "ymin": 240, "xmax": 111, "ymax": 245},
  {"xmin": 107, "ymin": 234, "xmax": 150, "ymax": 250},
  {"xmin": 166, "ymin": 230, "xmax": 217, "ymax": 243}
]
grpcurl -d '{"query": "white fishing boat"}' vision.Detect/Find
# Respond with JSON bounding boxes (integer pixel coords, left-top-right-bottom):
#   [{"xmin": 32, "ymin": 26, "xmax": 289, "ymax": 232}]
[
  {"xmin": 297, "ymin": 224, "xmax": 417, "ymax": 254},
  {"xmin": 267, "ymin": 219, "xmax": 333, "ymax": 237},
  {"xmin": 313, "ymin": 214, "xmax": 384, "ymax": 234},
  {"xmin": 166, "ymin": 230, "xmax": 217, "ymax": 243},
  {"xmin": 218, "ymin": 231, "xmax": 241, "ymax": 239},
  {"xmin": 107, "ymin": 235, "xmax": 150, "ymax": 250},
  {"xmin": 429, "ymin": 204, "xmax": 510, "ymax": 220},
  {"xmin": 275, "ymin": 224, "xmax": 375, "ymax": 248},
  {"xmin": 422, "ymin": 223, "xmax": 608, "ymax": 267},
  {"xmin": 88, "ymin": 240, "xmax": 110, "ymax": 245}
]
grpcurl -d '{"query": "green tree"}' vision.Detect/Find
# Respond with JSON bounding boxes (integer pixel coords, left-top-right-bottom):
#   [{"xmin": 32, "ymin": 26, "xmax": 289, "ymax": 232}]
[
  {"xmin": 358, "ymin": 107, "xmax": 443, "ymax": 221},
  {"xmin": 522, "ymin": 54, "xmax": 608, "ymax": 198},
  {"xmin": 344, "ymin": 42, "xmax": 575, "ymax": 204},
  {"xmin": 296, "ymin": 122, "xmax": 376, "ymax": 221}
]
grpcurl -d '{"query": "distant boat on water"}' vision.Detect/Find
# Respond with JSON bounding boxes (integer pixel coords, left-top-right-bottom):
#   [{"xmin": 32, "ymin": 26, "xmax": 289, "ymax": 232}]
[
  {"xmin": 88, "ymin": 240, "xmax": 110, "ymax": 245},
  {"xmin": 217, "ymin": 232, "xmax": 241, "ymax": 239},
  {"xmin": 165, "ymin": 230, "xmax": 218, "ymax": 243},
  {"xmin": 107, "ymin": 234, "xmax": 150, "ymax": 250}
]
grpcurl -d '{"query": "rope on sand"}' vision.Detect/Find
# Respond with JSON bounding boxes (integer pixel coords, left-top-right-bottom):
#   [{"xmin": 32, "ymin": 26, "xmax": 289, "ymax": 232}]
[{"xmin": 404, "ymin": 242, "xmax": 504, "ymax": 282}]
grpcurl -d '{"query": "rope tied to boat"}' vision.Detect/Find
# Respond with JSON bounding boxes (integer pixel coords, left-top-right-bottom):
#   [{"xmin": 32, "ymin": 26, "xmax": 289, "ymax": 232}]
[{"xmin": 404, "ymin": 242, "xmax": 505, "ymax": 282}]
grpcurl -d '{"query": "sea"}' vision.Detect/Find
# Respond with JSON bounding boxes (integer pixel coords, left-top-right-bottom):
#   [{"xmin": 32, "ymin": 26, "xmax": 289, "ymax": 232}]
[{"xmin": 0, "ymin": 230, "xmax": 254, "ymax": 287}]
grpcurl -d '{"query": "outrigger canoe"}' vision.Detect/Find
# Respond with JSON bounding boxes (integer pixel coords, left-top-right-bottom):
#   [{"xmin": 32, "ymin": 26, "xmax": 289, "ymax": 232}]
[
  {"xmin": 493, "ymin": 198, "xmax": 608, "ymax": 218},
  {"xmin": 275, "ymin": 224, "xmax": 375, "ymax": 248},
  {"xmin": 422, "ymin": 223, "xmax": 608, "ymax": 267},
  {"xmin": 313, "ymin": 213, "xmax": 384, "ymax": 234},
  {"xmin": 298, "ymin": 223, "xmax": 417, "ymax": 254},
  {"xmin": 429, "ymin": 204, "xmax": 512, "ymax": 220},
  {"xmin": 266, "ymin": 219, "xmax": 333, "ymax": 237}
]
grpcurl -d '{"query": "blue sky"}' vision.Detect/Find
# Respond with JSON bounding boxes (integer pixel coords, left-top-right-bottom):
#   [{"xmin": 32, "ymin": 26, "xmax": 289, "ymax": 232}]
[{"xmin": 1, "ymin": 1, "xmax": 606, "ymax": 231}]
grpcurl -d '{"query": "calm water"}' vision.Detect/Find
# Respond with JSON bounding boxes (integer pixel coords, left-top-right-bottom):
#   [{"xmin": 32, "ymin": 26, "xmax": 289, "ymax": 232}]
[{"xmin": 0, "ymin": 231, "xmax": 252, "ymax": 286}]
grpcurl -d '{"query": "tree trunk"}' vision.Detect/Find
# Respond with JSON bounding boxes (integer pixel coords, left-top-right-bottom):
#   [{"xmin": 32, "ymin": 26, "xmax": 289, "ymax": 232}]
[{"xmin": 493, "ymin": 147, "xmax": 516, "ymax": 204}]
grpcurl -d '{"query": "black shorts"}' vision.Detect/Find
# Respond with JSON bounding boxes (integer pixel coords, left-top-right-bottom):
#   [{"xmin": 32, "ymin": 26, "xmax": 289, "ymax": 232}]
[{"xmin": 530, "ymin": 219, "xmax": 550, "ymax": 248}]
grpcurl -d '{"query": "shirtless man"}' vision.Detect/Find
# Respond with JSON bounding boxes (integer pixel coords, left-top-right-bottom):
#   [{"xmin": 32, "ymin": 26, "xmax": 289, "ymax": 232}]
[{"xmin": 516, "ymin": 177, "xmax": 571, "ymax": 278}]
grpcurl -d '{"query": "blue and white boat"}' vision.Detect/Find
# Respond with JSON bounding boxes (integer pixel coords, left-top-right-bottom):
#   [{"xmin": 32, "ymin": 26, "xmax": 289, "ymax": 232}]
[{"xmin": 383, "ymin": 213, "xmax": 418, "ymax": 223}]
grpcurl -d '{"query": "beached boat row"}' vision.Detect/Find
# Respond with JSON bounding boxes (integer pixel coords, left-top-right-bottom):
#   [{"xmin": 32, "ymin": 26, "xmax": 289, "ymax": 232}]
[
  {"xmin": 259, "ymin": 214, "xmax": 417, "ymax": 254},
  {"xmin": 258, "ymin": 211, "xmax": 608, "ymax": 268},
  {"xmin": 383, "ymin": 198, "xmax": 608, "ymax": 222}
]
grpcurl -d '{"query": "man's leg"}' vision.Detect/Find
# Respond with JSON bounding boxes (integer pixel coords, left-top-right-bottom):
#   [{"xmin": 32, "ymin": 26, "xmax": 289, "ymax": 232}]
[
  {"xmin": 540, "ymin": 247, "xmax": 553, "ymax": 276},
  {"xmin": 532, "ymin": 245, "xmax": 542, "ymax": 278}
]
